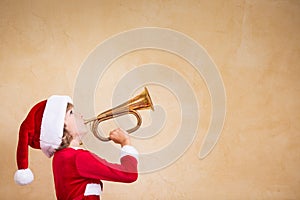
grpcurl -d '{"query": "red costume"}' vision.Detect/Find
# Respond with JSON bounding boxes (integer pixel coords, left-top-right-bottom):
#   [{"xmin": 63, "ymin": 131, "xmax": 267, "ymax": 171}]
[
  {"xmin": 53, "ymin": 146, "xmax": 138, "ymax": 200},
  {"xmin": 14, "ymin": 95, "xmax": 139, "ymax": 200}
]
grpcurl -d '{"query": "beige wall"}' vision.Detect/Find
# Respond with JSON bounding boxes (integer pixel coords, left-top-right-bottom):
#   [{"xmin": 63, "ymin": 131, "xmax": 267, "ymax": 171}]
[{"xmin": 1, "ymin": 0, "xmax": 299, "ymax": 199}]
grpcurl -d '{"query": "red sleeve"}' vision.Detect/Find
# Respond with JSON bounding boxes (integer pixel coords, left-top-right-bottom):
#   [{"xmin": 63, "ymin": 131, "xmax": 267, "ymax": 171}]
[{"xmin": 75, "ymin": 150, "xmax": 138, "ymax": 183}]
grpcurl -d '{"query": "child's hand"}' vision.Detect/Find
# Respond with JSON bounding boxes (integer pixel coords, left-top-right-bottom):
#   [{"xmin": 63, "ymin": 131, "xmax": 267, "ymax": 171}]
[{"xmin": 109, "ymin": 128, "xmax": 131, "ymax": 147}]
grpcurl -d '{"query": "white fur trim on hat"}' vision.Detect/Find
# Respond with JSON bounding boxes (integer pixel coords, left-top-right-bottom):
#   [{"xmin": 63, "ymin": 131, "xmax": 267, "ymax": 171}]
[
  {"xmin": 40, "ymin": 95, "xmax": 73, "ymax": 157},
  {"xmin": 14, "ymin": 168, "xmax": 34, "ymax": 185}
]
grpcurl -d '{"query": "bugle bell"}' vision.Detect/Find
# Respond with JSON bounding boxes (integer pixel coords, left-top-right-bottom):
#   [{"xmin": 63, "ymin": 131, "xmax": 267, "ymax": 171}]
[{"xmin": 84, "ymin": 87, "xmax": 154, "ymax": 141}]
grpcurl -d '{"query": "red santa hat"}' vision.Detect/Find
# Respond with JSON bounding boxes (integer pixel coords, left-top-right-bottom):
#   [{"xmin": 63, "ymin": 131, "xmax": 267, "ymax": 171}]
[{"xmin": 14, "ymin": 95, "xmax": 73, "ymax": 185}]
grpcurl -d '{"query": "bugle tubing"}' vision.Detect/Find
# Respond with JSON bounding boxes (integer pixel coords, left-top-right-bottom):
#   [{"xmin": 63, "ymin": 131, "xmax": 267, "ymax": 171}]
[{"xmin": 84, "ymin": 87, "xmax": 154, "ymax": 141}]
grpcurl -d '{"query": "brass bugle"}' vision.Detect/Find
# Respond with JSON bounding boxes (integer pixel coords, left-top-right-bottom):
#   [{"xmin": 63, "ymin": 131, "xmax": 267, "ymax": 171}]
[{"xmin": 84, "ymin": 87, "xmax": 154, "ymax": 141}]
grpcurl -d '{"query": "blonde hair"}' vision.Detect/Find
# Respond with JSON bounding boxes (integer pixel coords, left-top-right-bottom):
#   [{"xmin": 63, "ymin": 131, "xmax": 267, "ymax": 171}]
[{"xmin": 56, "ymin": 103, "xmax": 73, "ymax": 151}]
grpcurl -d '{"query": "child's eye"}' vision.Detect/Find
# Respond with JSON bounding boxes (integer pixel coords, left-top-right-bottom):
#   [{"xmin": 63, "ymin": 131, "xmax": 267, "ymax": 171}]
[{"xmin": 70, "ymin": 110, "xmax": 73, "ymax": 114}]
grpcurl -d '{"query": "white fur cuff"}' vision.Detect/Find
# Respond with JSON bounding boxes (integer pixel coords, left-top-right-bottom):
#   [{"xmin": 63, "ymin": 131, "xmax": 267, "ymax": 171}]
[
  {"xmin": 120, "ymin": 145, "xmax": 139, "ymax": 161},
  {"xmin": 84, "ymin": 183, "xmax": 102, "ymax": 196}
]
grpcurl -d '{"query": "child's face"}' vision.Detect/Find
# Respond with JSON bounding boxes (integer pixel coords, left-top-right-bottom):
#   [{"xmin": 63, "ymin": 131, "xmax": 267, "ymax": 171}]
[{"xmin": 64, "ymin": 107, "xmax": 88, "ymax": 138}]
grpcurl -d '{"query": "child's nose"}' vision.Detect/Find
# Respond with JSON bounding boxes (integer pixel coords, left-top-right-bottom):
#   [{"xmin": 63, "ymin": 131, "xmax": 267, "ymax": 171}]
[{"xmin": 75, "ymin": 112, "xmax": 83, "ymax": 118}]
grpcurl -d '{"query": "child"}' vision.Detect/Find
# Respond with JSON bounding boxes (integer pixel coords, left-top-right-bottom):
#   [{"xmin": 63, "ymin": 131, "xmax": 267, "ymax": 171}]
[{"xmin": 14, "ymin": 95, "xmax": 138, "ymax": 200}]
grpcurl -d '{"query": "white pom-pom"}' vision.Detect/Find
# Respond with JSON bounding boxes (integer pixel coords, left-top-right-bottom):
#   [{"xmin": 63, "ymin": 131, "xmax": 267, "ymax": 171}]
[{"xmin": 14, "ymin": 168, "xmax": 34, "ymax": 185}]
